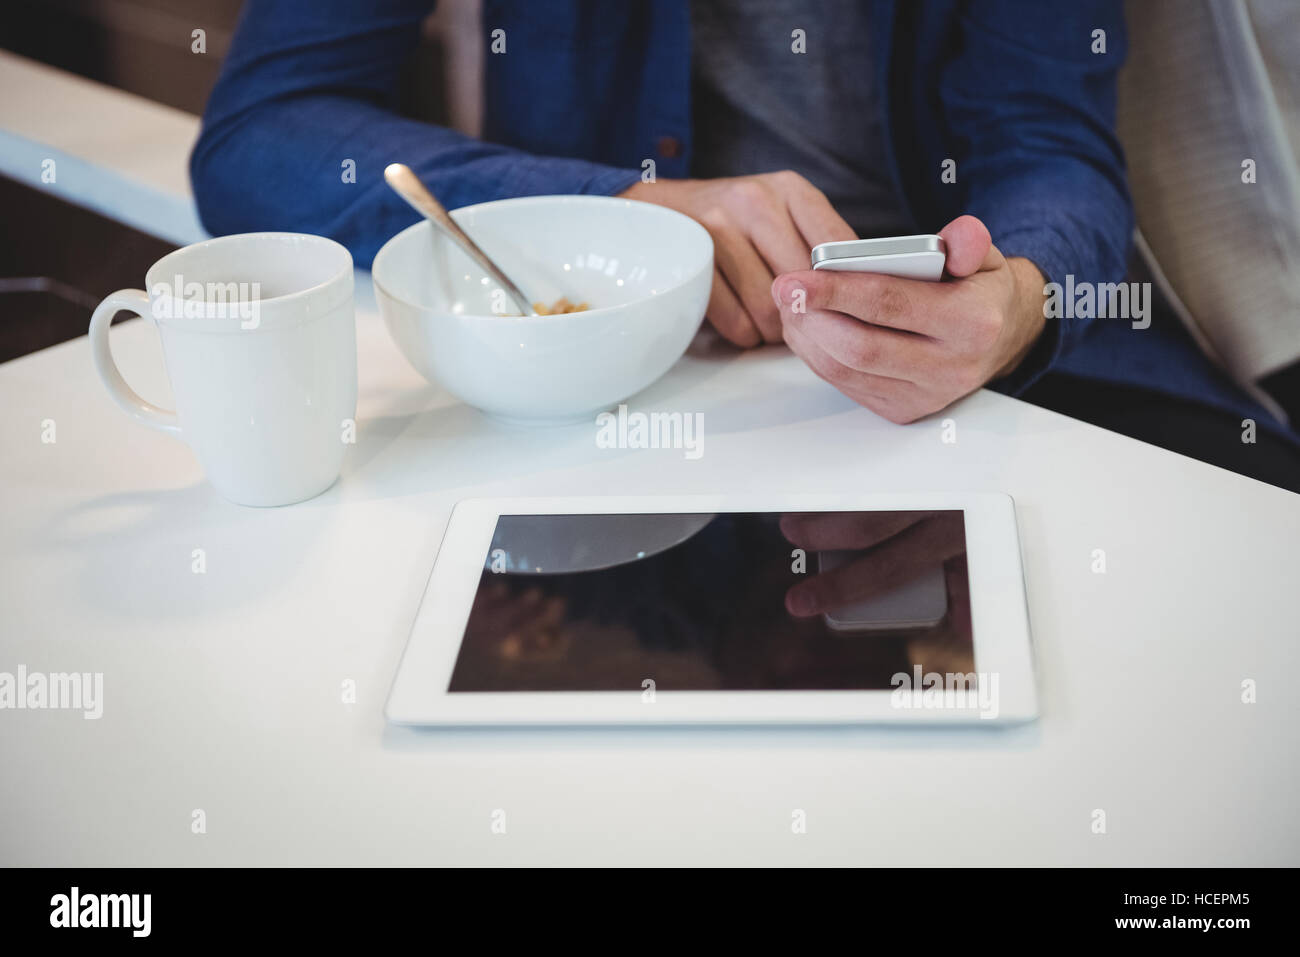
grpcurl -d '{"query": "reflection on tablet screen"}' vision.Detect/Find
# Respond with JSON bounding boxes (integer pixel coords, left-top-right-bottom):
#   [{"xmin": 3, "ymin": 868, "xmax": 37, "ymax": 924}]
[{"xmin": 448, "ymin": 510, "xmax": 973, "ymax": 692}]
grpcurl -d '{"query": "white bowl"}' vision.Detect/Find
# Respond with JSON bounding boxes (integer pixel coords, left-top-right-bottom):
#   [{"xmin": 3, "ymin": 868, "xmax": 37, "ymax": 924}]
[{"xmin": 372, "ymin": 195, "xmax": 713, "ymax": 424}]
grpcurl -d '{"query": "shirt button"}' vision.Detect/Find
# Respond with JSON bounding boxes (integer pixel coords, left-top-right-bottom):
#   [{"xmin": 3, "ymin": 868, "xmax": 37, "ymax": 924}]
[{"xmin": 656, "ymin": 135, "xmax": 682, "ymax": 159}]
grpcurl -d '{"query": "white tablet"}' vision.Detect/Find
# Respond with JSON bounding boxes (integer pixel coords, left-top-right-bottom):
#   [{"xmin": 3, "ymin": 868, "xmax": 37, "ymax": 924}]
[{"xmin": 386, "ymin": 493, "xmax": 1037, "ymax": 726}]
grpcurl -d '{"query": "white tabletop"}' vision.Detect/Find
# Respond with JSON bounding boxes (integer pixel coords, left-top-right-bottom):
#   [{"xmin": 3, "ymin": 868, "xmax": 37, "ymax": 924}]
[{"xmin": 2, "ymin": 269, "xmax": 1297, "ymax": 866}]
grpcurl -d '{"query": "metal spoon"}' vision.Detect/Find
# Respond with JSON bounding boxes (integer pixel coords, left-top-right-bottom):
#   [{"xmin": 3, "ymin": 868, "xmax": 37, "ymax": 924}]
[{"xmin": 383, "ymin": 163, "xmax": 539, "ymax": 316}]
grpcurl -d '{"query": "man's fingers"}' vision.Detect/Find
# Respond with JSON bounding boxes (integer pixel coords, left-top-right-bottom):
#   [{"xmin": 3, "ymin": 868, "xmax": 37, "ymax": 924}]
[
  {"xmin": 704, "ymin": 214, "xmax": 782, "ymax": 343},
  {"xmin": 750, "ymin": 205, "xmax": 822, "ymax": 280},
  {"xmin": 697, "ymin": 173, "xmax": 861, "ymax": 345},
  {"xmin": 786, "ymin": 548, "xmax": 917, "ymax": 617},
  {"xmin": 782, "ymin": 322, "xmax": 917, "ymax": 421},
  {"xmin": 939, "ymin": 214, "xmax": 1003, "ymax": 277},
  {"xmin": 784, "ymin": 173, "xmax": 858, "ymax": 247},
  {"xmin": 787, "ymin": 307, "xmax": 928, "ymax": 379},
  {"xmin": 704, "ymin": 267, "xmax": 762, "ymax": 348},
  {"xmin": 779, "ymin": 510, "xmax": 923, "ymax": 551},
  {"xmin": 773, "ymin": 270, "xmax": 951, "ymax": 338},
  {"xmin": 785, "ymin": 514, "xmax": 967, "ymax": 616},
  {"xmin": 783, "ymin": 321, "xmax": 912, "ymax": 394}
]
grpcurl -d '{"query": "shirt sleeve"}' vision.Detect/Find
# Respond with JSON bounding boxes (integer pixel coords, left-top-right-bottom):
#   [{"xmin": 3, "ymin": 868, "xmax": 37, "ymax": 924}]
[
  {"xmin": 189, "ymin": 0, "xmax": 641, "ymax": 267},
  {"xmin": 939, "ymin": 0, "xmax": 1135, "ymax": 393}
]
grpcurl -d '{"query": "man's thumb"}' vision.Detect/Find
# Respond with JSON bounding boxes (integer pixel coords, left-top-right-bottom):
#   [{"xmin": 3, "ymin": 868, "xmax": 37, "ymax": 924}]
[{"xmin": 938, "ymin": 215, "xmax": 1002, "ymax": 277}]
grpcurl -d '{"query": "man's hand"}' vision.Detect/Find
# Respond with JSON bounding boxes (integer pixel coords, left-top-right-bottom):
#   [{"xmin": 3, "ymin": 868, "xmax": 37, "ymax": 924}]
[
  {"xmin": 621, "ymin": 172, "xmax": 856, "ymax": 347},
  {"xmin": 778, "ymin": 510, "xmax": 965, "ymax": 618},
  {"xmin": 772, "ymin": 215, "xmax": 1046, "ymax": 424}
]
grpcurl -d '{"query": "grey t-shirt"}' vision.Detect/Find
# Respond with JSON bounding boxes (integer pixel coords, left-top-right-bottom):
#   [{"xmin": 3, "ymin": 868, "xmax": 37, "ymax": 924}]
[{"xmin": 689, "ymin": 0, "xmax": 912, "ymax": 239}]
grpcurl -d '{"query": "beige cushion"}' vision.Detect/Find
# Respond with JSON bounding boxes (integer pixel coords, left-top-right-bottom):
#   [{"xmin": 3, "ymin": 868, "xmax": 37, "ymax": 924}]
[{"xmin": 1119, "ymin": 0, "xmax": 1300, "ymax": 385}]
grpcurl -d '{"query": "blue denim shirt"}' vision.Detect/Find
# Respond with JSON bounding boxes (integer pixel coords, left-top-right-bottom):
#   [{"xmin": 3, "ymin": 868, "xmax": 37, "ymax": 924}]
[{"xmin": 191, "ymin": 0, "xmax": 1288, "ymax": 433}]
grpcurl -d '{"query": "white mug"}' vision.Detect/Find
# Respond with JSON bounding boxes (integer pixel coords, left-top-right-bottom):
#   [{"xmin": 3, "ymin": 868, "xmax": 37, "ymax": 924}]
[{"xmin": 89, "ymin": 232, "xmax": 358, "ymax": 507}]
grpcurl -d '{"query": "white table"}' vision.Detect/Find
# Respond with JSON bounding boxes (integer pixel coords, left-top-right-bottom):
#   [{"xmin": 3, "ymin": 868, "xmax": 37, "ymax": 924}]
[{"xmin": 2, "ymin": 268, "xmax": 1297, "ymax": 866}]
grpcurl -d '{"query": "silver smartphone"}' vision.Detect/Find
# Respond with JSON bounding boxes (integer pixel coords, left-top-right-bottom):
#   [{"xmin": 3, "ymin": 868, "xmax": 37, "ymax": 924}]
[{"xmin": 811, "ymin": 234, "xmax": 946, "ymax": 281}]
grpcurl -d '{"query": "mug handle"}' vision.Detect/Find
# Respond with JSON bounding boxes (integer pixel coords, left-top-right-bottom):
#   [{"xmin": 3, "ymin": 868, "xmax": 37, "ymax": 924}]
[{"xmin": 88, "ymin": 289, "xmax": 181, "ymax": 435}]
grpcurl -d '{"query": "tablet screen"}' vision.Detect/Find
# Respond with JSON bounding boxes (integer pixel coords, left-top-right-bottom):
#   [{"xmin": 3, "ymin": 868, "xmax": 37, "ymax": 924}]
[{"xmin": 448, "ymin": 510, "xmax": 973, "ymax": 692}]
